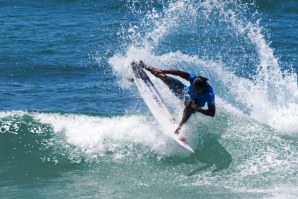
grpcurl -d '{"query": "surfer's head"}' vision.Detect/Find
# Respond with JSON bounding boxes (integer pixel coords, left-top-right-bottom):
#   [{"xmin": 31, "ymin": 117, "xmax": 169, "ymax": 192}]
[{"xmin": 193, "ymin": 76, "xmax": 208, "ymax": 94}]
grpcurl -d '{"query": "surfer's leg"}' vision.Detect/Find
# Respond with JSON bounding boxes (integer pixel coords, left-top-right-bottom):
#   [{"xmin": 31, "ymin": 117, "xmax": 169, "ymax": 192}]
[
  {"xmin": 139, "ymin": 62, "xmax": 186, "ymax": 98},
  {"xmin": 152, "ymin": 72, "xmax": 186, "ymax": 99},
  {"xmin": 149, "ymin": 71, "xmax": 186, "ymax": 99},
  {"xmin": 167, "ymin": 77, "xmax": 187, "ymax": 99},
  {"xmin": 139, "ymin": 61, "xmax": 167, "ymax": 79}
]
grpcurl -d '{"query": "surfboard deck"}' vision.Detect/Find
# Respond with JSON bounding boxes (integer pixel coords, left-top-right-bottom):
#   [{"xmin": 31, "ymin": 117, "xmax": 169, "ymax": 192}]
[{"xmin": 131, "ymin": 62, "xmax": 194, "ymax": 153}]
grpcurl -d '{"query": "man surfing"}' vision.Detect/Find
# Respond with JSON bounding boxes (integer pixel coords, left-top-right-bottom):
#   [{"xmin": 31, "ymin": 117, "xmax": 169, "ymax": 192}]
[{"xmin": 138, "ymin": 61, "xmax": 216, "ymax": 134}]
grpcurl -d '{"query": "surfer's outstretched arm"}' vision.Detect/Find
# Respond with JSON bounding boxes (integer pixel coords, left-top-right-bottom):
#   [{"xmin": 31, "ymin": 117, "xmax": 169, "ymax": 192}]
[{"xmin": 175, "ymin": 101, "xmax": 196, "ymax": 134}]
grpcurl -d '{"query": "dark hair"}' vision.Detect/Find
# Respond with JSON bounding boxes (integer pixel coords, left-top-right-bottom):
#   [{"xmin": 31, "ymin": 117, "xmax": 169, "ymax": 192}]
[{"xmin": 193, "ymin": 76, "xmax": 208, "ymax": 88}]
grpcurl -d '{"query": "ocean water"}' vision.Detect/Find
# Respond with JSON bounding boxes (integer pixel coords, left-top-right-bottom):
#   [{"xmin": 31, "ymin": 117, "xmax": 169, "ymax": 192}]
[{"xmin": 1, "ymin": 0, "xmax": 297, "ymax": 198}]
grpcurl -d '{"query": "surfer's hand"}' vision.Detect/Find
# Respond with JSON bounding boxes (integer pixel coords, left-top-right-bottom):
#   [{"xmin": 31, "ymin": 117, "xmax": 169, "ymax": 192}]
[
  {"xmin": 175, "ymin": 126, "xmax": 181, "ymax": 134},
  {"xmin": 191, "ymin": 101, "xmax": 199, "ymax": 112}
]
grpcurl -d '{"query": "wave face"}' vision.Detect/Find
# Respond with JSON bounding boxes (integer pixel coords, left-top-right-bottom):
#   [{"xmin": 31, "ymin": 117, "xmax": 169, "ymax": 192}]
[{"xmin": 1, "ymin": 110, "xmax": 297, "ymax": 198}]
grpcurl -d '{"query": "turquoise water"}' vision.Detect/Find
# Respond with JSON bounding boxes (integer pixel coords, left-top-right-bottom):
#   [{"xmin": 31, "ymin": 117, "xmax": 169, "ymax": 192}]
[{"xmin": 1, "ymin": 0, "xmax": 297, "ymax": 198}]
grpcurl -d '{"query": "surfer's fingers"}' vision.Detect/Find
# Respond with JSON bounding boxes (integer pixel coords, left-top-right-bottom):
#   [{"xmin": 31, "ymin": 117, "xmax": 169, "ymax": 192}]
[
  {"xmin": 191, "ymin": 103, "xmax": 197, "ymax": 108},
  {"xmin": 175, "ymin": 126, "xmax": 181, "ymax": 134},
  {"xmin": 185, "ymin": 101, "xmax": 197, "ymax": 113}
]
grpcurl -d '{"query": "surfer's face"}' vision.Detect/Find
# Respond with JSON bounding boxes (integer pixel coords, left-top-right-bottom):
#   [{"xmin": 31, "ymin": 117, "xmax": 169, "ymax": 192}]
[
  {"xmin": 194, "ymin": 85, "xmax": 205, "ymax": 94},
  {"xmin": 193, "ymin": 78, "xmax": 206, "ymax": 94}
]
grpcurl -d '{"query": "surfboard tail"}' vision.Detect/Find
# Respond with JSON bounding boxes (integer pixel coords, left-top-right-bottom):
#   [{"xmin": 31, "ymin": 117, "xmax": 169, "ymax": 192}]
[{"xmin": 175, "ymin": 136, "xmax": 194, "ymax": 153}]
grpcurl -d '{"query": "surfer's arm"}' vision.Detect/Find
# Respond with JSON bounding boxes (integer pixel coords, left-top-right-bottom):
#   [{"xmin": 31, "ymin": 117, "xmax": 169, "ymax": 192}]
[
  {"xmin": 161, "ymin": 69, "xmax": 190, "ymax": 80},
  {"xmin": 195, "ymin": 104, "xmax": 216, "ymax": 117}
]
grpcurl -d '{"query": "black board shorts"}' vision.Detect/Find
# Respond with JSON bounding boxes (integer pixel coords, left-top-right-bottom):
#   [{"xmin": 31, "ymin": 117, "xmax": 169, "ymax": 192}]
[{"xmin": 167, "ymin": 77, "xmax": 188, "ymax": 100}]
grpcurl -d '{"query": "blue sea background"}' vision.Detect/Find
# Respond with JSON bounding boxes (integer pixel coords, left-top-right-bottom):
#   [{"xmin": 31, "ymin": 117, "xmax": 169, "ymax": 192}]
[{"xmin": 1, "ymin": 0, "xmax": 297, "ymax": 198}]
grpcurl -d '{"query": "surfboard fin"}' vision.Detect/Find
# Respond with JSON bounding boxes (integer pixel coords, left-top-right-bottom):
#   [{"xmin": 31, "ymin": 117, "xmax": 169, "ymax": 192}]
[{"xmin": 127, "ymin": 77, "xmax": 134, "ymax": 82}]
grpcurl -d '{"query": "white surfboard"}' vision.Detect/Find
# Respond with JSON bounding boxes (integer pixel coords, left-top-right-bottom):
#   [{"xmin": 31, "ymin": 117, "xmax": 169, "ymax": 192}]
[{"xmin": 131, "ymin": 62, "xmax": 194, "ymax": 153}]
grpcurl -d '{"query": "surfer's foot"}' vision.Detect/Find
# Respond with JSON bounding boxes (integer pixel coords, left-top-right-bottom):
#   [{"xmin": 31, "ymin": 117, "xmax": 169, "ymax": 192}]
[
  {"xmin": 175, "ymin": 126, "xmax": 181, "ymax": 134},
  {"xmin": 138, "ymin": 60, "xmax": 147, "ymax": 69}
]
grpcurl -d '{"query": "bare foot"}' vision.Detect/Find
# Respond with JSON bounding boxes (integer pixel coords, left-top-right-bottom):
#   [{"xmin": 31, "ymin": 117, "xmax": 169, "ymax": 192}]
[{"xmin": 138, "ymin": 60, "xmax": 146, "ymax": 68}]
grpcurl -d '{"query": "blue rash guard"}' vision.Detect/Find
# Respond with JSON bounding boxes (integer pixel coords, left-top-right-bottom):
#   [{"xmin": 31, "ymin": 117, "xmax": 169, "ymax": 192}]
[
  {"xmin": 186, "ymin": 74, "xmax": 215, "ymax": 107},
  {"xmin": 167, "ymin": 73, "xmax": 215, "ymax": 107}
]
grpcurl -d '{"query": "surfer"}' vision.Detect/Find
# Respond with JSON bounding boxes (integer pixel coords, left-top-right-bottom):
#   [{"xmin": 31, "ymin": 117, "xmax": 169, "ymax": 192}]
[{"xmin": 138, "ymin": 61, "xmax": 216, "ymax": 134}]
